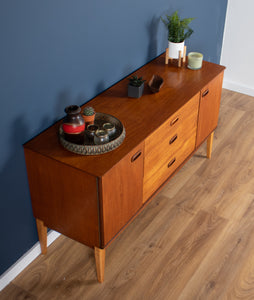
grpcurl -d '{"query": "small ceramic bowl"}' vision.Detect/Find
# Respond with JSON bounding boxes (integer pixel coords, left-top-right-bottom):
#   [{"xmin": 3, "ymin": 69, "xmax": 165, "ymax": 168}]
[
  {"xmin": 86, "ymin": 124, "xmax": 99, "ymax": 139},
  {"xmin": 94, "ymin": 129, "xmax": 109, "ymax": 145},
  {"xmin": 103, "ymin": 122, "xmax": 116, "ymax": 136}
]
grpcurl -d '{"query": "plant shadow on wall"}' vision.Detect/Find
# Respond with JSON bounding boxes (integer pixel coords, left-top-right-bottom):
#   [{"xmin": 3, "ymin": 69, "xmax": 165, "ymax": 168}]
[
  {"xmin": 0, "ymin": 86, "xmax": 106, "ymax": 274},
  {"xmin": 146, "ymin": 16, "xmax": 160, "ymax": 61},
  {"xmin": 55, "ymin": 89, "xmax": 87, "ymax": 124},
  {"xmin": 55, "ymin": 83, "xmax": 106, "ymax": 120},
  {"xmin": 94, "ymin": 81, "xmax": 106, "ymax": 98},
  {"xmin": 0, "ymin": 116, "xmax": 38, "ymax": 273}
]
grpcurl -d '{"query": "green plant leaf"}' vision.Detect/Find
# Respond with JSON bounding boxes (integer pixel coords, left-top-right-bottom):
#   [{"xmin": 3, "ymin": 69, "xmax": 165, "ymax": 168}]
[{"xmin": 161, "ymin": 10, "xmax": 194, "ymax": 43}]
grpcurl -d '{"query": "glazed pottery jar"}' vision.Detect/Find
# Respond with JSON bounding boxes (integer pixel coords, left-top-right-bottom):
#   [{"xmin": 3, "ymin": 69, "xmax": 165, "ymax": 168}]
[
  {"xmin": 86, "ymin": 124, "xmax": 99, "ymax": 139},
  {"xmin": 102, "ymin": 122, "xmax": 116, "ymax": 137},
  {"xmin": 94, "ymin": 129, "xmax": 109, "ymax": 145},
  {"xmin": 62, "ymin": 105, "xmax": 85, "ymax": 144}
]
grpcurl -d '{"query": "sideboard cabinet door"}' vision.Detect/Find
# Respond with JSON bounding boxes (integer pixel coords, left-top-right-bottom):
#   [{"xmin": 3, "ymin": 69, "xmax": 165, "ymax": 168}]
[
  {"xmin": 24, "ymin": 149, "xmax": 100, "ymax": 248},
  {"xmin": 196, "ymin": 72, "xmax": 224, "ymax": 147},
  {"xmin": 100, "ymin": 142, "xmax": 144, "ymax": 246}
]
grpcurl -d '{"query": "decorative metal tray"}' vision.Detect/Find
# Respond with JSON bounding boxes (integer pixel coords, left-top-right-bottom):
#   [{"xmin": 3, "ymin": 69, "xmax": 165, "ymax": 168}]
[{"xmin": 59, "ymin": 112, "xmax": 126, "ymax": 155}]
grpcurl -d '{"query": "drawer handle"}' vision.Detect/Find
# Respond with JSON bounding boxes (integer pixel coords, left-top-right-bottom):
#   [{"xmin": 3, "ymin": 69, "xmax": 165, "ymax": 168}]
[
  {"xmin": 170, "ymin": 117, "xmax": 179, "ymax": 126},
  {"xmin": 131, "ymin": 150, "xmax": 142, "ymax": 162},
  {"xmin": 169, "ymin": 134, "xmax": 178, "ymax": 145},
  {"xmin": 202, "ymin": 89, "xmax": 209, "ymax": 97},
  {"xmin": 168, "ymin": 158, "xmax": 176, "ymax": 168}
]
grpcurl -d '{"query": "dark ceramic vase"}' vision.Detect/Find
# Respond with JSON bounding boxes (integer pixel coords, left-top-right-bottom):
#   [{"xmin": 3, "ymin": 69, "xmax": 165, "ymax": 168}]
[{"xmin": 62, "ymin": 105, "xmax": 85, "ymax": 144}]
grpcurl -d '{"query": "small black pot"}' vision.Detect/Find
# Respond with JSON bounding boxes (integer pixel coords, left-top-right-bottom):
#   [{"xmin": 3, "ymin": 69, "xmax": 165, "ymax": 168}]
[{"xmin": 128, "ymin": 83, "xmax": 144, "ymax": 98}]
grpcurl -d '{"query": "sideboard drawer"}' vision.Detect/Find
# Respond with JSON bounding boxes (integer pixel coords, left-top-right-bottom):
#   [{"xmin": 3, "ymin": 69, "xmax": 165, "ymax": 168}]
[
  {"xmin": 143, "ymin": 93, "xmax": 199, "ymax": 202},
  {"xmin": 145, "ymin": 92, "xmax": 199, "ymax": 158},
  {"xmin": 143, "ymin": 131, "xmax": 196, "ymax": 202},
  {"xmin": 144, "ymin": 105, "xmax": 198, "ymax": 180}
]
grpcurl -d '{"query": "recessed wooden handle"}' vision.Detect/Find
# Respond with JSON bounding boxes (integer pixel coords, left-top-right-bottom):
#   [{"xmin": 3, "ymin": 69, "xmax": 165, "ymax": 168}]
[
  {"xmin": 170, "ymin": 117, "xmax": 179, "ymax": 126},
  {"xmin": 131, "ymin": 150, "xmax": 142, "ymax": 162},
  {"xmin": 168, "ymin": 158, "xmax": 176, "ymax": 168},
  {"xmin": 202, "ymin": 89, "xmax": 209, "ymax": 97},
  {"xmin": 169, "ymin": 134, "xmax": 178, "ymax": 145}
]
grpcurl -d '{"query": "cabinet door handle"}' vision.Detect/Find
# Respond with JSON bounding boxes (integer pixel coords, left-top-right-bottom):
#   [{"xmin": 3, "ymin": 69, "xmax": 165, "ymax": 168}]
[
  {"xmin": 170, "ymin": 117, "xmax": 179, "ymax": 126},
  {"xmin": 202, "ymin": 89, "xmax": 209, "ymax": 97},
  {"xmin": 131, "ymin": 150, "xmax": 142, "ymax": 162},
  {"xmin": 168, "ymin": 158, "xmax": 176, "ymax": 168},
  {"xmin": 169, "ymin": 134, "xmax": 178, "ymax": 145}
]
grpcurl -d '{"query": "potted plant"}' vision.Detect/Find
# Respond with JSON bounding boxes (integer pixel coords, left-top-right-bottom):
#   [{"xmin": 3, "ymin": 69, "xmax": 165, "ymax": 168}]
[
  {"xmin": 82, "ymin": 106, "xmax": 95, "ymax": 126},
  {"xmin": 161, "ymin": 10, "xmax": 194, "ymax": 59},
  {"xmin": 128, "ymin": 75, "xmax": 146, "ymax": 98}
]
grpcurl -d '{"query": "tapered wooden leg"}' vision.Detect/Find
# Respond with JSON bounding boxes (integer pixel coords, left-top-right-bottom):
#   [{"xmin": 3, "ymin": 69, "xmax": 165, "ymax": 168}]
[
  {"xmin": 165, "ymin": 48, "xmax": 169, "ymax": 64},
  {"xmin": 36, "ymin": 219, "xmax": 47, "ymax": 254},
  {"xmin": 94, "ymin": 247, "xmax": 105, "ymax": 283},
  {"xmin": 183, "ymin": 46, "xmax": 187, "ymax": 63},
  {"xmin": 207, "ymin": 131, "xmax": 214, "ymax": 159},
  {"xmin": 178, "ymin": 50, "xmax": 182, "ymax": 67}
]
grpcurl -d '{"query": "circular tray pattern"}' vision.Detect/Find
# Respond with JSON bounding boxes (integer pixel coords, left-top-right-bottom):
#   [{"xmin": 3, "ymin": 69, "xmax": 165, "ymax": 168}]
[{"xmin": 59, "ymin": 112, "xmax": 126, "ymax": 155}]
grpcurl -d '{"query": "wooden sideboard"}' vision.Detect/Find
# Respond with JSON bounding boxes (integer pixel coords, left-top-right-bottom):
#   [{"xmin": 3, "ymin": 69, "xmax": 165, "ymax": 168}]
[{"xmin": 24, "ymin": 53, "xmax": 225, "ymax": 283}]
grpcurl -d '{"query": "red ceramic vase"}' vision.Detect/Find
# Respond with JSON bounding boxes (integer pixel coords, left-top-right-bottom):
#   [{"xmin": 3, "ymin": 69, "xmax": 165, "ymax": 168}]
[{"xmin": 62, "ymin": 105, "xmax": 85, "ymax": 144}]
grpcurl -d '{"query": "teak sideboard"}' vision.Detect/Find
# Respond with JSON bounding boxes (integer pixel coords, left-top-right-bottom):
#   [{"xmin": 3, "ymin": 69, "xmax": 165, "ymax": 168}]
[{"xmin": 24, "ymin": 54, "xmax": 225, "ymax": 283}]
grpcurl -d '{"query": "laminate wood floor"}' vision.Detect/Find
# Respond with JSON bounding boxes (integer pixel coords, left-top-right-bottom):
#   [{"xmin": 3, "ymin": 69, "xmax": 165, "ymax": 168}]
[{"xmin": 2, "ymin": 89, "xmax": 254, "ymax": 300}]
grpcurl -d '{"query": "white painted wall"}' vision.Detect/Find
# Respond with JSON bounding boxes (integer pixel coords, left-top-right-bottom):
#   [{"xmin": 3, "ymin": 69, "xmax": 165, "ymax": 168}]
[{"xmin": 220, "ymin": 0, "xmax": 254, "ymax": 96}]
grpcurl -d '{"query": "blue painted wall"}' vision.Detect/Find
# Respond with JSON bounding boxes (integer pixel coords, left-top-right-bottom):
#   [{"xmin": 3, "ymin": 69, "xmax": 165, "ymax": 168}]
[{"xmin": 0, "ymin": 0, "xmax": 228, "ymax": 275}]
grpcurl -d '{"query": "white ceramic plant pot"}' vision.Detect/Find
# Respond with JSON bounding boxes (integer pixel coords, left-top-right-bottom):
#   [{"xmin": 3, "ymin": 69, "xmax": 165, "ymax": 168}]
[{"xmin": 168, "ymin": 41, "xmax": 185, "ymax": 59}]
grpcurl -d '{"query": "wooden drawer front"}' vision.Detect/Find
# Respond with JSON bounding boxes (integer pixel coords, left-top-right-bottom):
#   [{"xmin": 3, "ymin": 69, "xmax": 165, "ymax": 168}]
[
  {"xmin": 143, "ymin": 131, "xmax": 196, "ymax": 202},
  {"xmin": 144, "ymin": 93, "xmax": 199, "ymax": 180},
  {"xmin": 145, "ymin": 93, "xmax": 199, "ymax": 159},
  {"xmin": 144, "ymin": 109, "xmax": 198, "ymax": 180}
]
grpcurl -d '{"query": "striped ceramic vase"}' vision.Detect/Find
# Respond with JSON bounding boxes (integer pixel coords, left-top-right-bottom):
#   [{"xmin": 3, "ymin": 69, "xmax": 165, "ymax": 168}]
[{"xmin": 62, "ymin": 105, "xmax": 85, "ymax": 144}]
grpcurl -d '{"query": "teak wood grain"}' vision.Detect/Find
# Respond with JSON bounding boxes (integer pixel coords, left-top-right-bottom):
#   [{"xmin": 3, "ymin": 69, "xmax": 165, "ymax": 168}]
[
  {"xmin": 23, "ymin": 53, "xmax": 225, "ymax": 283},
  {"xmin": 143, "ymin": 92, "xmax": 199, "ymax": 201},
  {"xmin": 196, "ymin": 72, "xmax": 224, "ymax": 146},
  {"xmin": 24, "ymin": 149, "xmax": 100, "ymax": 248},
  {"xmin": 35, "ymin": 219, "xmax": 47, "ymax": 255},
  {"xmin": 24, "ymin": 54, "xmax": 225, "ymax": 178},
  {"xmin": 94, "ymin": 247, "xmax": 105, "ymax": 283},
  {"xmin": 100, "ymin": 143, "xmax": 144, "ymax": 246},
  {"xmin": 4, "ymin": 89, "xmax": 254, "ymax": 299},
  {"xmin": 143, "ymin": 130, "xmax": 197, "ymax": 202},
  {"xmin": 144, "ymin": 92, "xmax": 199, "ymax": 167}
]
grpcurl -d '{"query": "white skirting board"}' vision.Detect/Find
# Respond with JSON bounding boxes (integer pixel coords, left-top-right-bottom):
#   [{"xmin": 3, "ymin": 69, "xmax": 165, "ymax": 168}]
[
  {"xmin": 0, "ymin": 230, "xmax": 60, "ymax": 291},
  {"xmin": 223, "ymin": 80, "xmax": 254, "ymax": 97}
]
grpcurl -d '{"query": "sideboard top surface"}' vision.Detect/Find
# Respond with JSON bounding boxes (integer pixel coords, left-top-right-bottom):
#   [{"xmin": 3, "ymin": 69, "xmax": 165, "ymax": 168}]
[{"xmin": 24, "ymin": 54, "xmax": 225, "ymax": 177}]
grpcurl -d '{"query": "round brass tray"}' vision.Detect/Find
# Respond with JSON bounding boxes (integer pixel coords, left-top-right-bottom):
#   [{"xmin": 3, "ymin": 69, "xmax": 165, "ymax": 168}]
[{"xmin": 59, "ymin": 112, "xmax": 126, "ymax": 155}]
